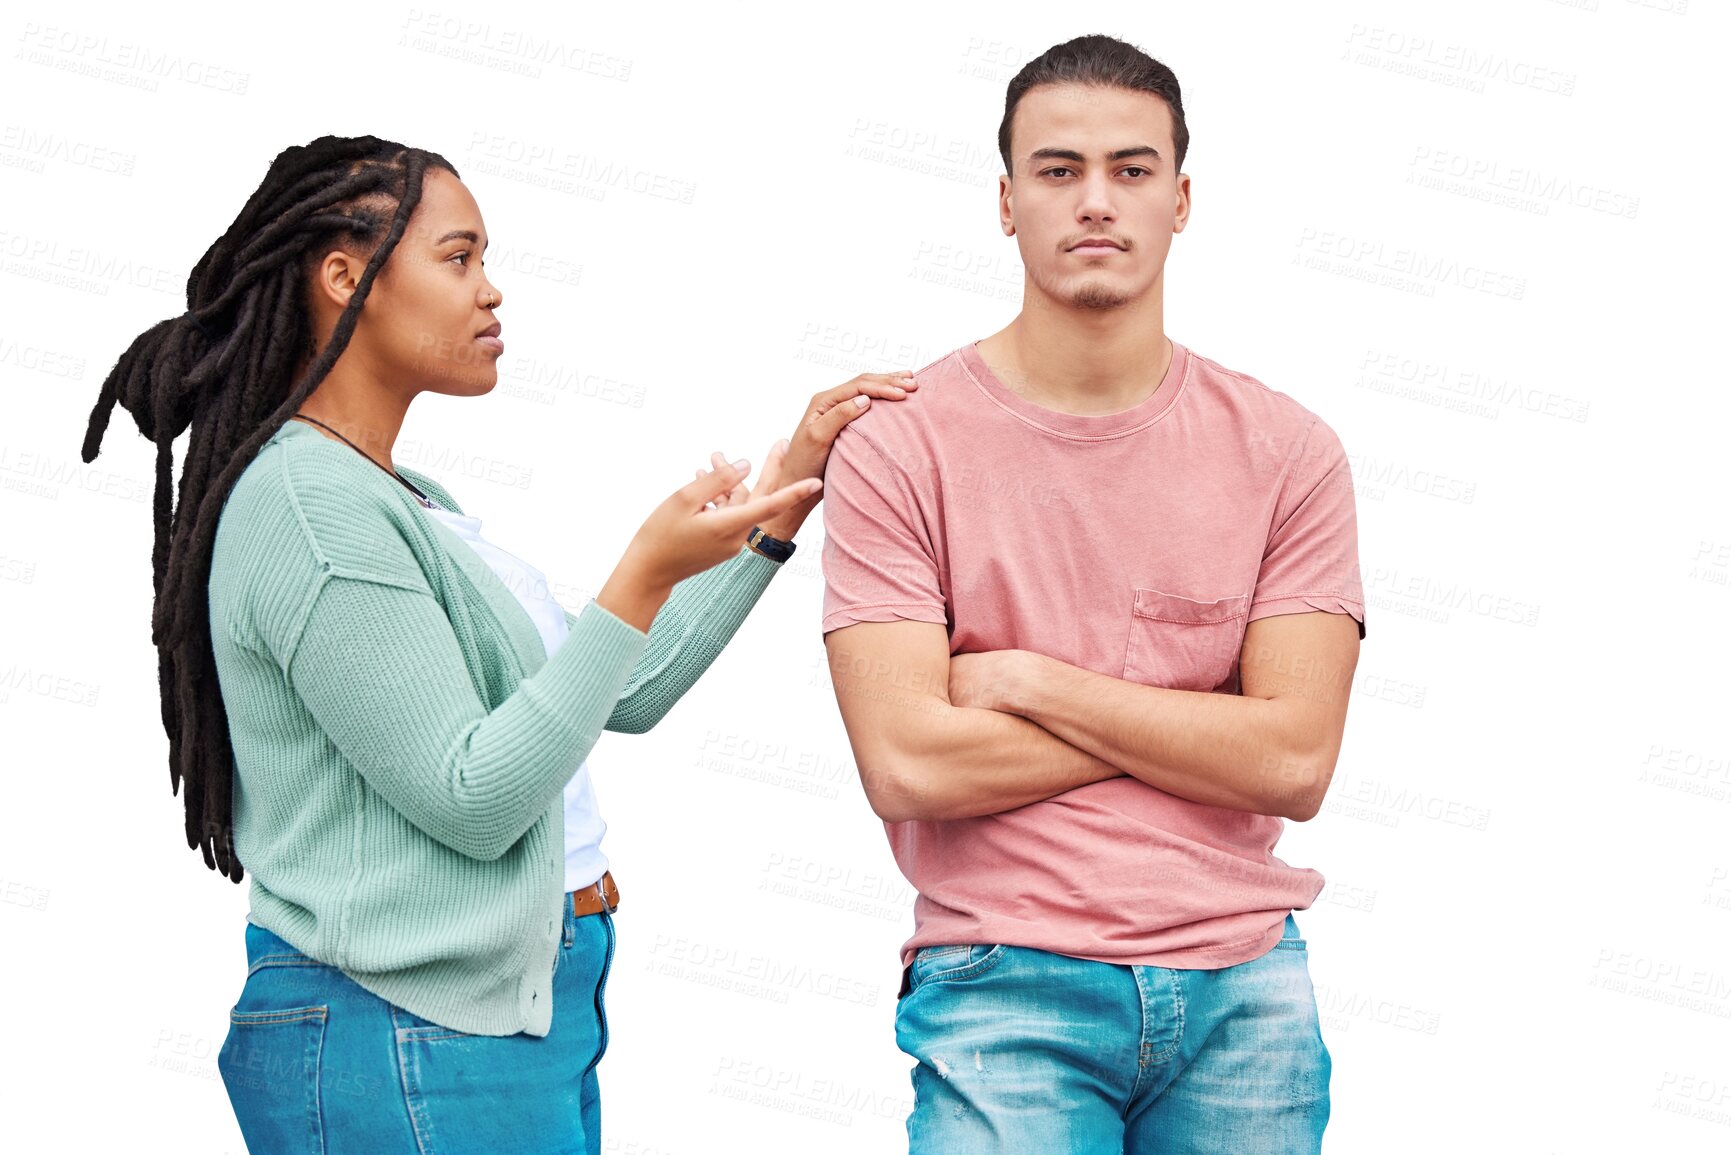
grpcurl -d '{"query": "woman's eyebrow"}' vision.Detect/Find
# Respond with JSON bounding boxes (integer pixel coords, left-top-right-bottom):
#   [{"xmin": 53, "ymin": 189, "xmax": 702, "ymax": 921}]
[{"xmin": 433, "ymin": 228, "xmax": 486, "ymax": 249}]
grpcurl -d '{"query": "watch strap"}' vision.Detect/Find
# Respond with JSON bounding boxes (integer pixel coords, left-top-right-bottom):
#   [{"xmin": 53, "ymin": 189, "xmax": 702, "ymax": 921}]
[{"xmin": 745, "ymin": 525, "xmax": 797, "ymax": 563}]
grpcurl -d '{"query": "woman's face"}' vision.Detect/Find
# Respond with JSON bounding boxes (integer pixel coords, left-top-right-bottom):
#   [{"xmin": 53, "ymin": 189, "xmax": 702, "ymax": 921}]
[{"xmin": 326, "ymin": 167, "xmax": 506, "ymax": 397}]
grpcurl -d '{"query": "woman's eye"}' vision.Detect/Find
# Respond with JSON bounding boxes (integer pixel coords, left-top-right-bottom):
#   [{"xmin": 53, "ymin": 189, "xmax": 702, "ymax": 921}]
[{"xmin": 449, "ymin": 251, "xmax": 469, "ymax": 266}]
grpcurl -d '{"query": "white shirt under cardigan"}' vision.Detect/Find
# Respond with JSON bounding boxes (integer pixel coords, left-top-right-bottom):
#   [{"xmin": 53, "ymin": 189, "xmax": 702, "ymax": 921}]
[{"xmin": 418, "ymin": 500, "xmax": 611, "ymax": 893}]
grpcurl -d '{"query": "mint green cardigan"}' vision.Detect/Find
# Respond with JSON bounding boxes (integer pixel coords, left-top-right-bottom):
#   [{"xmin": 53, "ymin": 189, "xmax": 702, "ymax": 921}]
[{"xmin": 206, "ymin": 418, "xmax": 782, "ymax": 1036}]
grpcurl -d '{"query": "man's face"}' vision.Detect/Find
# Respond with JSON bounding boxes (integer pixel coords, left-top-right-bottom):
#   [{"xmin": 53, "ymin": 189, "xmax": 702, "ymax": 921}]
[{"xmin": 999, "ymin": 83, "xmax": 1190, "ymax": 311}]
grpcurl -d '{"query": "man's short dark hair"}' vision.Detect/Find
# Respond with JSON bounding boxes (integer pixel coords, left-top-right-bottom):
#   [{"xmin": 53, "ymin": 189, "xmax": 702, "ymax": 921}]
[{"xmin": 998, "ymin": 34, "xmax": 1189, "ymax": 177}]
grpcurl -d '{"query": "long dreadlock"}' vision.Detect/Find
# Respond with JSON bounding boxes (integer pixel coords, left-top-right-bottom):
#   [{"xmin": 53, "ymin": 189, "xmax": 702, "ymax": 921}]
[{"xmin": 80, "ymin": 135, "xmax": 458, "ymax": 882}]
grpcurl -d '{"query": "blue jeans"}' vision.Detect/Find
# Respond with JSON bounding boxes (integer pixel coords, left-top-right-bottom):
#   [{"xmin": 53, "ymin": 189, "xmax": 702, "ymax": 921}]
[
  {"xmin": 218, "ymin": 896, "xmax": 616, "ymax": 1154},
  {"xmin": 894, "ymin": 913, "xmax": 1330, "ymax": 1153}
]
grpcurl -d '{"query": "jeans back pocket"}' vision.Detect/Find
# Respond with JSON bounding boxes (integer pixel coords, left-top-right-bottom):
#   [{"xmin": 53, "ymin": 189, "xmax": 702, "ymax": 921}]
[
  {"xmin": 218, "ymin": 1005, "xmax": 328, "ymax": 1154},
  {"xmin": 1122, "ymin": 588, "xmax": 1251, "ymax": 693}
]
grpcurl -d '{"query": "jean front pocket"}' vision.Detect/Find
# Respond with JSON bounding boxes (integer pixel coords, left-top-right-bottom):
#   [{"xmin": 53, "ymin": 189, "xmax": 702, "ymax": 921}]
[
  {"xmin": 218, "ymin": 1005, "xmax": 328, "ymax": 1154},
  {"xmin": 1122, "ymin": 588, "xmax": 1251, "ymax": 693},
  {"xmin": 906, "ymin": 943, "xmax": 1007, "ymax": 996}
]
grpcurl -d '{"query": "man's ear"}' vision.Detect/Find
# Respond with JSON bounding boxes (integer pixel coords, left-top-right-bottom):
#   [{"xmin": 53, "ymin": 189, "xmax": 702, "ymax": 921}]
[{"xmin": 998, "ymin": 174, "xmax": 1015, "ymax": 237}]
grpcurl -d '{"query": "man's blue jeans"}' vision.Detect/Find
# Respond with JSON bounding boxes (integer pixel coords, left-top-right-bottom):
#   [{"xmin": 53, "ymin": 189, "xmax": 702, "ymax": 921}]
[{"xmin": 895, "ymin": 913, "xmax": 1330, "ymax": 1153}]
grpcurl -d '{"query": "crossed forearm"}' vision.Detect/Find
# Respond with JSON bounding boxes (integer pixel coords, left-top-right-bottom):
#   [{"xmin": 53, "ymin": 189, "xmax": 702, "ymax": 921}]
[
  {"xmin": 1001, "ymin": 653, "xmax": 1321, "ymax": 819},
  {"xmin": 841, "ymin": 680, "xmax": 1123, "ymax": 822}
]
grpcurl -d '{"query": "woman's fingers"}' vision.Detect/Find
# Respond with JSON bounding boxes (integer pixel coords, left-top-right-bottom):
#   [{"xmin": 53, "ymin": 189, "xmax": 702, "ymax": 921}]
[
  {"xmin": 753, "ymin": 438, "xmax": 790, "ymax": 496},
  {"xmin": 805, "ymin": 388, "xmax": 883, "ymax": 446},
  {"xmin": 707, "ymin": 478, "xmax": 823, "ymax": 534},
  {"xmin": 707, "ymin": 452, "xmax": 749, "ymax": 506},
  {"xmin": 677, "ymin": 457, "xmax": 752, "ymax": 509},
  {"xmin": 806, "ymin": 372, "xmax": 916, "ymax": 425}
]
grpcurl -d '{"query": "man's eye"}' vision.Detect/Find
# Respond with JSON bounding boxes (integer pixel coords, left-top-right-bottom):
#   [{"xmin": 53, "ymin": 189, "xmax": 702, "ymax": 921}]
[
  {"xmin": 1044, "ymin": 167, "xmax": 1072, "ymax": 178},
  {"xmin": 1122, "ymin": 167, "xmax": 1149, "ymax": 178}
]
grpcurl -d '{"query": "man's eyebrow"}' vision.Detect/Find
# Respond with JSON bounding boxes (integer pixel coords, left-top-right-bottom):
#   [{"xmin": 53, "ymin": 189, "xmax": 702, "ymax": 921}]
[
  {"xmin": 434, "ymin": 229, "xmax": 487, "ymax": 249},
  {"xmin": 1027, "ymin": 146, "xmax": 1162, "ymax": 164}
]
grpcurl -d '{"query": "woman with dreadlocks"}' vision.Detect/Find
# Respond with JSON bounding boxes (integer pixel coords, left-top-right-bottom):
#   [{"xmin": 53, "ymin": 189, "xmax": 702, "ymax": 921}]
[{"xmin": 81, "ymin": 134, "xmax": 916, "ymax": 1152}]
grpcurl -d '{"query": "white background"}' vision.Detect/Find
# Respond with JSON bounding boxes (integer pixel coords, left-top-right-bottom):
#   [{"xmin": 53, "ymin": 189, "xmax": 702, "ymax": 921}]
[{"xmin": 3, "ymin": 0, "xmax": 1728, "ymax": 1151}]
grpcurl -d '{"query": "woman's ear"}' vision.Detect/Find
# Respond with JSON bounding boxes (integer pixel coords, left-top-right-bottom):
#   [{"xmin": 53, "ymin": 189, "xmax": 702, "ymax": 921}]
[{"xmin": 310, "ymin": 248, "xmax": 365, "ymax": 310}]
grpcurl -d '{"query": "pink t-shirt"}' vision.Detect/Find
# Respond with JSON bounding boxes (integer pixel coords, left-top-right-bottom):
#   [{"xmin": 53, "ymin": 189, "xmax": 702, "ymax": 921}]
[{"xmin": 820, "ymin": 338, "xmax": 1366, "ymax": 970}]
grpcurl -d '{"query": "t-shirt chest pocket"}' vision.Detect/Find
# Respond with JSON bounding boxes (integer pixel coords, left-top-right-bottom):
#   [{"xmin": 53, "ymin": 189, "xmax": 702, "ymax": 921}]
[{"xmin": 1121, "ymin": 588, "xmax": 1252, "ymax": 693}]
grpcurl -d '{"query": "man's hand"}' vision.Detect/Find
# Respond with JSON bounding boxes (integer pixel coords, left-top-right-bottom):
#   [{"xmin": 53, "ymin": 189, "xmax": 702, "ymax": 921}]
[
  {"xmin": 987, "ymin": 611, "xmax": 1361, "ymax": 820},
  {"xmin": 823, "ymin": 623, "xmax": 1123, "ymax": 822},
  {"xmin": 946, "ymin": 650, "xmax": 1041, "ymax": 714}
]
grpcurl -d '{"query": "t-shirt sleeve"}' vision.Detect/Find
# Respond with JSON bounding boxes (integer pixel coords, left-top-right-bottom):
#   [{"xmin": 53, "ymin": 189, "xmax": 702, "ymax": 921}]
[
  {"xmin": 820, "ymin": 426, "xmax": 948, "ymax": 634},
  {"xmin": 1247, "ymin": 416, "xmax": 1367, "ymax": 640}
]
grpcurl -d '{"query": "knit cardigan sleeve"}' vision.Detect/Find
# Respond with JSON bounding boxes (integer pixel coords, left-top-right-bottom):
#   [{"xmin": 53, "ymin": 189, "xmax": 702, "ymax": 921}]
[
  {"xmin": 584, "ymin": 545, "xmax": 784, "ymax": 734},
  {"xmin": 227, "ymin": 451, "xmax": 651, "ymax": 862},
  {"xmin": 284, "ymin": 579, "xmax": 647, "ymax": 860},
  {"xmin": 401, "ymin": 464, "xmax": 785, "ymax": 735}
]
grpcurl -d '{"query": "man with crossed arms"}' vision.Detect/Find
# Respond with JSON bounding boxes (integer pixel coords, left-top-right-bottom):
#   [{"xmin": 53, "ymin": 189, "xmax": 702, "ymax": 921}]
[{"xmin": 820, "ymin": 33, "xmax": 1366, "ymax": 1155}]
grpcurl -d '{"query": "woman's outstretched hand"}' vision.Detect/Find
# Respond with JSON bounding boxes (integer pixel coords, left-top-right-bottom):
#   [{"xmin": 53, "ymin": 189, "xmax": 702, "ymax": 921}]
[
  {"xmin": 747, "ymin": 371, "xmax": 919, "ymax": 542},
  {"xmin": 595, "ymin": 370, "xmax": 919, "ymax": 632}
]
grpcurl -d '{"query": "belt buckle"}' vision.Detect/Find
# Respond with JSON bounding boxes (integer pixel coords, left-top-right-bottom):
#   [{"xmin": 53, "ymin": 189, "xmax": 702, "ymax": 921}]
[{"xmin": 600, "ymin": 872, "xmax": 619, "ymax": 914}]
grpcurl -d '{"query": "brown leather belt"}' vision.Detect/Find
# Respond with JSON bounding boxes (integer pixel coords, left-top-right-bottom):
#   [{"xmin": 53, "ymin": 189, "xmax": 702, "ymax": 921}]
[{"xmin": 571, "ymin": 870, "xmax": 620, "ymax": 918}]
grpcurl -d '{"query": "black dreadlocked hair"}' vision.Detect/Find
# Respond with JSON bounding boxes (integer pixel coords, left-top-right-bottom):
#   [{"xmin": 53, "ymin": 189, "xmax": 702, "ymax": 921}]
[{"xmin": 79, "ymin": 135, "xmax": 459, "ymax": 882}]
